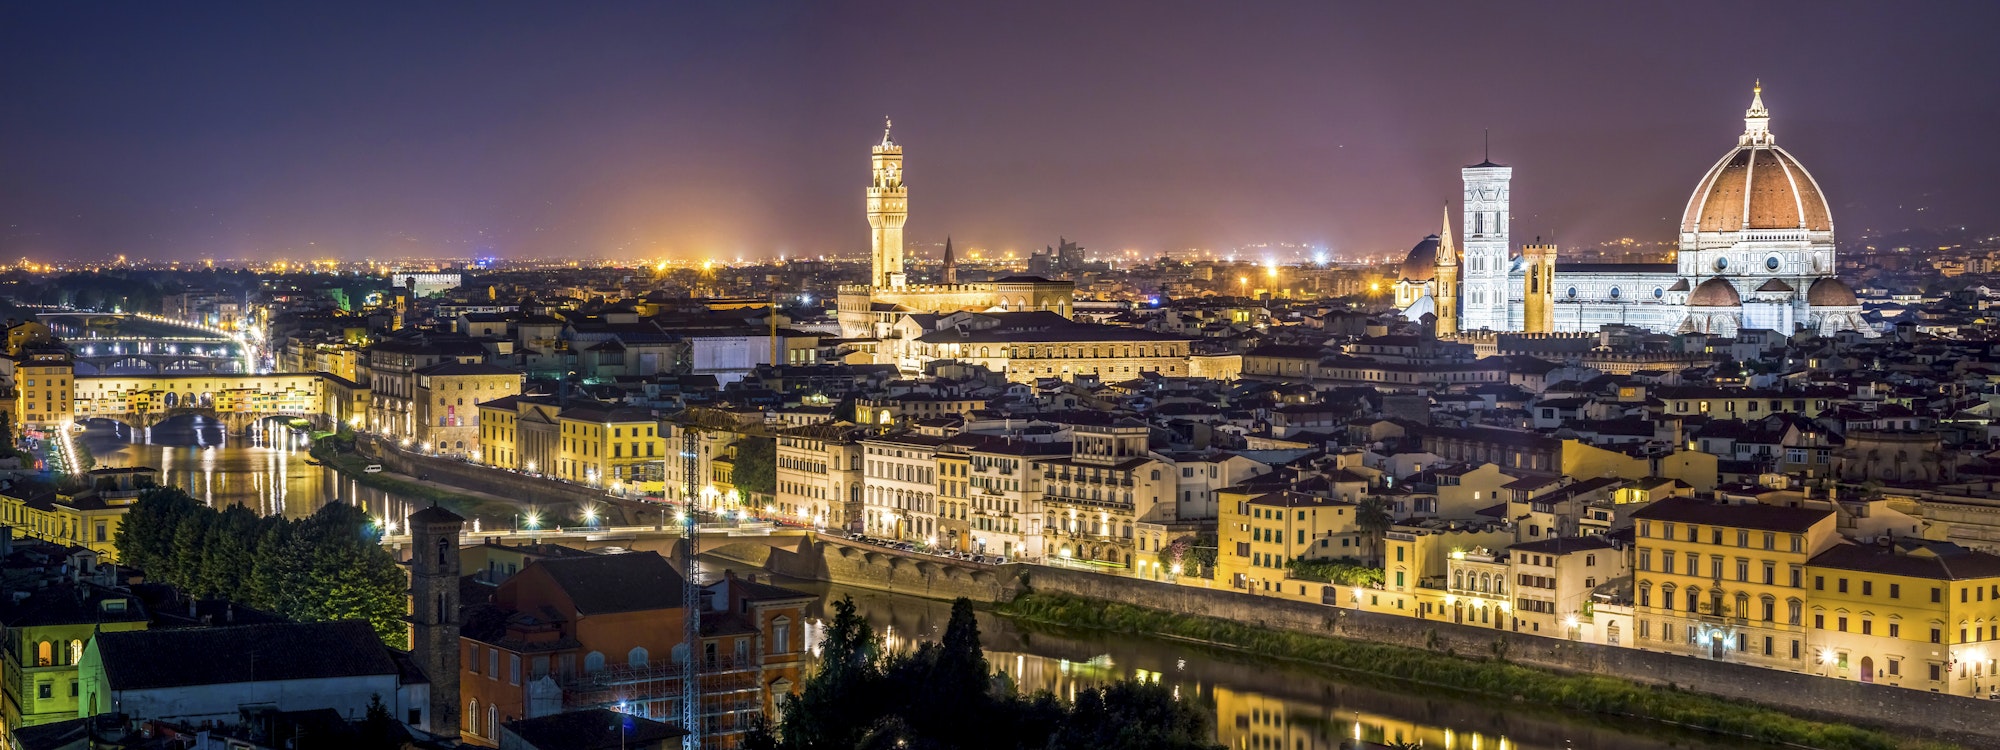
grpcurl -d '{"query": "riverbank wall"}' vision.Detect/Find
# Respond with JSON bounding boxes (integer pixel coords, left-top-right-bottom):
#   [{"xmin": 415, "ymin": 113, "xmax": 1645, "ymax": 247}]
[
  {"xmin": 754, "ymin": 537, "xmax": 1999, "ymax": 748},
  {"xmin": 356, "ymin": 436, "xmax": 646, "ymax": 521},
  {"xmin": 1020, "ymin": 566, "xmax": 2000, "ymax": 747}
]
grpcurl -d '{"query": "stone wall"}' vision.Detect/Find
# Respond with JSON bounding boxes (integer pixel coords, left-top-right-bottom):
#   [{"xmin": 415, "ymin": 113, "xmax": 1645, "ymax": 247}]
[
  {"xmin": 763, "ymin": 538, "xmax": 1013, "ymax": 602},
  {"xmin": 358, "ymin": 436, "xmax": 631, "ymax": 519},
  {"xmin": 1022, "ymin": 565, "xmax": 2000, "ymax": 749}
]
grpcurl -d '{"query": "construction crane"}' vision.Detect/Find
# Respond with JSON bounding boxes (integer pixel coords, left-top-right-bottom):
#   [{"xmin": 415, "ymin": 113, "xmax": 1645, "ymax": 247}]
[{"xmin": 679, "ymin": 420, "xmax": 704, "ymax": 750}]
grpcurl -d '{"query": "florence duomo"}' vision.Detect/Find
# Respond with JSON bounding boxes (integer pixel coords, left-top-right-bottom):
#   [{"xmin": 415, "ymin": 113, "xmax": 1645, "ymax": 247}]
[{"xmin": 1396, "ymin": 83, "xmax": 1872, "ymax": 339}]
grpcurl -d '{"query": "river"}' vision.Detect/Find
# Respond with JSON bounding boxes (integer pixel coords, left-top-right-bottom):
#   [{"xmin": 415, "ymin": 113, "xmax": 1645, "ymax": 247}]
[
  {"xmin": 73, "ymin": 416, "xmax": 1760, "ymax": 748},
  {"xmin": 78, "ymin": 417, "xmax": 427, "ymax": 523},
  {"xmin": 702, "ymin": 560, "xmax": 1766, "ymax": 750}
]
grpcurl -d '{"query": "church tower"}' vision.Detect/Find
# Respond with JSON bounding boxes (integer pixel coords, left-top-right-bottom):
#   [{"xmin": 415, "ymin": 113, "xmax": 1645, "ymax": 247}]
[
  {"xmin": 408, "ymin": 505, "xmax": 465, "ymax": 739},
  {"xmin": 941, "ymin": 235, "xmax": 959, "ymax": 285},
  {"xmin": 1522, "ymin": 240, "xmax": 1557, "ymax": 333},
  {"xmin": 1432, "ymin": 207, "xmax": 1460, "ymax": 336},
  {"xmin": 1460, "ymin": 151, "xmax": 1512, "ymax": 331},
  {"xmin": 868, "ymin": 118, "xmax": 908, "ymax": 289}
]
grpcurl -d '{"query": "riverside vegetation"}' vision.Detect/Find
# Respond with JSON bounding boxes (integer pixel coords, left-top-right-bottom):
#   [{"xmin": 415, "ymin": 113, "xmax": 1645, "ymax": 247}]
[
  {"xmin": 998, "ymin": 592, "xmax": 1958, "ymax": 750},
  {"xmin": 116, "ymin": 486, "xmax": 408, "ymax": 644},
  {"xmin": 747, "ymin": 597, "xmax": 1219, "ymax": 750}
]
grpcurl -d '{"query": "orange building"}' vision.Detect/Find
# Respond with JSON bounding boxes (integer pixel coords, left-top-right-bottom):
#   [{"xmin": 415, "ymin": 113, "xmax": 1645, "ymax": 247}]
[{"xmin": 456, "ymin": 550, "xmax": 814, "ymax": 749}]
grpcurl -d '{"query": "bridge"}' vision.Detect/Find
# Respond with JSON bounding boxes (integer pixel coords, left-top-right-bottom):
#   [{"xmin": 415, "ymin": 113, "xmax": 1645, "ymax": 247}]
[
  {"xmin": 72, "ymin": 372, "xmax": 333, "ymax": 436},
  {"xmin": 379, "ymin": 522, "xmax": 816, "ymax": 563},
  {"xmin": 42, "ymin": 312, "xmax": 249, "ymax": 375}
]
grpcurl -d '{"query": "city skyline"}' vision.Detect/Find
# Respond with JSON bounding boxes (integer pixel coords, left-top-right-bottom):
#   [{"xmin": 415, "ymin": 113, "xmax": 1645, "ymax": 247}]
[{"xmin": 2, "ymin": 2, "xmax": 1997, "ymax": 262}]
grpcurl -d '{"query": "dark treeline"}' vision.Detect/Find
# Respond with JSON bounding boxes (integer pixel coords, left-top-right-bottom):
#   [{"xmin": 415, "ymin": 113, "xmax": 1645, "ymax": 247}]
[
  {"xmin": 116, "ymin": 487, "xmax": 407, "ymax": 644},
  {"xmin": 748, "ymin": 597, "xmax": 1220, "ymax": 750}
]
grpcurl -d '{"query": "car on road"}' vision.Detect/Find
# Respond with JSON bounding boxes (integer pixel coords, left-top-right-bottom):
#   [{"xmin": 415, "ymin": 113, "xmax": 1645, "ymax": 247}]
[{"xmin": 363, "ymin": 464, "xmax": 383, "ymax": 473}]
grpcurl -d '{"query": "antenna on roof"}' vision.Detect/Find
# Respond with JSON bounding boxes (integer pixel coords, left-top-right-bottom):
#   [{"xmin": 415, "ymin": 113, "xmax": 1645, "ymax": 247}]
[{"xmin": 1483, "ymin": 129, "xmax": 1490, "ymax": 163}]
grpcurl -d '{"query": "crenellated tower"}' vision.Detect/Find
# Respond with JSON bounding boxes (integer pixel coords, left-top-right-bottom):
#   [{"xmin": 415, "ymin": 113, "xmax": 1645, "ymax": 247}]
[
  {"xmin": 868, "ymin": 118, "xmax": 908, "ymax": 288},
  {"xmin": 1521, "ymin": 240, "xmax": 1557, "ymax": 333},
  {"xmin": 1433, "ymin": 206, "xmax": 1460, "ymax": 336}
]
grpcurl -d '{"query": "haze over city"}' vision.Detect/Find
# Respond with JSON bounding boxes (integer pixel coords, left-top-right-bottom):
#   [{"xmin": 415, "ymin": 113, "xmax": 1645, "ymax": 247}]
[{"xmin": 3, "ymin": 1, "xmax": 1997, "ymax": 263}]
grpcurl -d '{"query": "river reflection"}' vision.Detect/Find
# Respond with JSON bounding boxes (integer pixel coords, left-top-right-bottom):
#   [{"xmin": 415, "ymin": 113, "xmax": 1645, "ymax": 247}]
[
  {"xmin": 78, "ymin": 417, "xmax": 426, "ymax": 523},
  {"xmin": 703, "ymin": 561, "xmax": 1768, "ymax": 750}
]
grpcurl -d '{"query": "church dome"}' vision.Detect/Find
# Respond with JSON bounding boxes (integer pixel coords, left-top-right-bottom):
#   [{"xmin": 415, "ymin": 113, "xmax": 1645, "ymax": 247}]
[
  {"xmin": 1399, "ymin": 235, "xmax": 1440, "ymax": 282},
  {"xmin": 1681, "ymin": 85, "xmax": 1832, "ymax": 235},
  {"xmin": 1687, "ymin": 276, "xmax": 1741, "ymax": 307},
  {"xmin": 1808, "ymin": 277, "xmax": 1859, "ymax": 307}
]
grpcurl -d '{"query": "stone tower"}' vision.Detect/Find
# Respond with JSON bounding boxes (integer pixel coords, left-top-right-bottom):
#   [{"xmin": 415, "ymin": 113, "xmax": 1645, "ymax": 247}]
[
  {"xmin": 1460, "ymin": 153, "xmax": 1512, "ymax": 331},
  {"xmin": 868, "ymin": 118, "xmax": 908, "ymax": 289},
  {"xmin": 1432, "ymin": 206, "xmax": 1460, "ymax": 336},
  {"xmin": 408, "ymin": 505, "xmax": 465, "ymax": 738},
  {"xmin": 941, "ymin": 235, "xmax": 958, "ymax": 285},
  {"xmin": 1522, "ymin": 240, "xmax": 1557, "ymax": 333}
]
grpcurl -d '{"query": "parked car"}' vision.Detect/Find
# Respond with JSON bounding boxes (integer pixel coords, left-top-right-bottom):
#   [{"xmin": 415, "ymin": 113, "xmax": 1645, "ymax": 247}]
[{"xmin": 363, "ymin": 464, "xmax": 383, "ymax": 473}]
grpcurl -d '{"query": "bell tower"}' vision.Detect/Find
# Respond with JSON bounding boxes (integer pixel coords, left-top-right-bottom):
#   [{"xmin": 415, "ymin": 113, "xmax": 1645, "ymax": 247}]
[
  {"xmin": 408, "ymin": 505, "xmax": 465, "ymax": 739},
  {"xmin": 1432, "ymin": 206, "xmax": 1460, "ymax": 336},
  {"xmin": 1461, "ymin": 142, "xmax": 1512, "ymax": 331},
  {"xmin": 868, "ymin": 118, "xmax": 908, "ymax": 289}
]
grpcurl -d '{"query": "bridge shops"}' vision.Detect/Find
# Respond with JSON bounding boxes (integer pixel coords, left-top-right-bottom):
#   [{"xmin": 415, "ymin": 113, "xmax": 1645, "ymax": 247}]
[{"xmin": 68, "ymin": 373, "xmax": 336, "ymax": 435}]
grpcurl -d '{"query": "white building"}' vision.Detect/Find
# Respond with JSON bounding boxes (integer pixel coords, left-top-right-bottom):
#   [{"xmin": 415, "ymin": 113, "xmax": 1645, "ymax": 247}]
[
  {"xmin": 77, "ymin": 621, "xmax": 429, "ymax": 733},
  {"xmin": 1397, "ymin": 85, "xmax": 1871, "ymax": 339}
]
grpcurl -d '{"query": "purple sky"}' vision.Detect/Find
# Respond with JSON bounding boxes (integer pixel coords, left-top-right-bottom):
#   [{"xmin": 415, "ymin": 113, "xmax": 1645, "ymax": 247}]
[{"xmin": 2, "ymin": 2, "xmax": 1995, "ymax": 262}]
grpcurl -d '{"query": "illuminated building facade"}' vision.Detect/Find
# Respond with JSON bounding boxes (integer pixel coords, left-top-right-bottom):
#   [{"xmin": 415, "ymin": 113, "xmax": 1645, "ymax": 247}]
[{"xmin": 1398, "ymin": 86, "xmax": 1871, "ymax": 338}]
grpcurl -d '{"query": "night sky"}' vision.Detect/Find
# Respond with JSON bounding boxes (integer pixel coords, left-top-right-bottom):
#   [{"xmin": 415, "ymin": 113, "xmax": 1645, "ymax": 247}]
[{"xmin": 3, "ymin": 2, "xmax": 1995, "ymax": 263}]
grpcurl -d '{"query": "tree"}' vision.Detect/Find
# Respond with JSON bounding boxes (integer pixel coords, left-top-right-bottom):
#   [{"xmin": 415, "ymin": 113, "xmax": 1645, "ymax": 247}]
[
  {"xmin": 765, "ymin": 596, "xmax": 1218, "ymax": 750},
  {"xmin": 1355, "ymin": 497, "xmax": 1395, "ymax": 564},
  {"xmin": 733, "ymin": 436, "xmax": 777, "ymax": 496}
]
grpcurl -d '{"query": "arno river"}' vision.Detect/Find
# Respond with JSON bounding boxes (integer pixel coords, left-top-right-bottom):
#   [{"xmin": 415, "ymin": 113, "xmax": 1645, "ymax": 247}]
[
  {"xmin": 79, "ymin": 417, "xmax": 425, "ymax": 523},
  {"xmin": 704, "ymin": 565, "xmax": 1776, "ymax": 750},
  {"xmin": 82, "ymin": 417, "xmax": 1764, "ymax": 749}
]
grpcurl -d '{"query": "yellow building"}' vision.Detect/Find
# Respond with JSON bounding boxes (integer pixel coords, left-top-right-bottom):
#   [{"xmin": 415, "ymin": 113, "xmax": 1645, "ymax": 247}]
[
  {"xmin": 0, "ymin": 468, "xmax": 153, "ymax": 561},
  {"xmin": 411, "ymin": 362, "xmax": 522, "ymax": 458},
  {"xmin": 1804, "ymin": 539, "xmax": 2000, "ymax": 695},
  {"xmin": 2, "ymin": 584, "xmax": 147, "ymax": 732},
  {"xmin": 1380, "ymin": 519, "xmax": 1514, "ymax": 620},
  {"xmin": 1216, "ymin": 489, "xmax": 1364, "ymax": 595},
  {"xmin": 14, "ymin": 351, "xmax": 73, "ymax": 435},
  {"xmin": 1629, "ymin": 497, "xmax": 1839, "ymax": 669},
  {"xmin": 555, "ymin": 404, "xmax": 665, "ymax": 493}
]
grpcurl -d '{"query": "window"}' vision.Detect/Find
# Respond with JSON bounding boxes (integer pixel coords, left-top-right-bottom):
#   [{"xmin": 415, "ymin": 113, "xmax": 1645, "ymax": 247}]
[
  {"xmin": 774, "ymin": 618, "xmax": 792, "ymax": 653},
  {"xmin": 1889, "ymin": 622, "xmax": 1901, "ymax": 638},
  {"xmin": 1815, "ymin": 576, "xmax": 1824, "ymax": 591},
  {"xmin": 1814, "ymin": 614, "xmax": 1825, "ymax": 629},
  {"xmin": 509, "ymin": 654, "xmax": 521, "ymax": 685},
  {"xmin": 1863, "ymin": 581, "xmax": 1873, "ymax": 596},
  {"xmin": 36, "ymin": 682, "xmax": 50, "ymax": 700},
  {"xmin": 629, "ymin": 647, "xmax": 650, "ymax": 668},
  {"xmin": 1891, "ymin": 583, "xmax": 1901, "ymax": 599},
  {"xmin": 585, "ymin": 651, "xmax": 606, "ymax": 673},
  {"xmin": 488, "ymin": 648, "xmax": 498, "ymax": 679}
]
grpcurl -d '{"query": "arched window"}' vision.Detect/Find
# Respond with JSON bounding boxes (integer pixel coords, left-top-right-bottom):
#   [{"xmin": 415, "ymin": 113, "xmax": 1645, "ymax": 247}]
[
  {"xmin": 468, "ymin": 699, "xmax": 480, "ymax": 737},
  {"xmin": 1454, "ymin": 570, "xmax": 1463, "ymax": 589},
  {"xmin": 628, "ymin": 647, "xmax": 649, "ymax": 668},
  {"xmin": 36, "ymin": 641, "xmax": 51, "ymax": 667},
  {"xmin": 585, "ymin": 651, "xmax": 605, "ymax": 673},
  {"xmin": 437, "ymin": 538, "xmax": 450, "ymax": 567},
  {"xmin": 69, "ymin": 640, "xmax": 82, "ymax": 665},
  {"xmin": 489, "ymin": 705, "xmax": 498, "ymax": 739}
]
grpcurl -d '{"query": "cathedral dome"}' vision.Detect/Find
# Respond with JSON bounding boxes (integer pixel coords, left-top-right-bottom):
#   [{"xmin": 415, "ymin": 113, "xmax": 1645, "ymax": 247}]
[
  {"xmin": 1681, "ymin": 85, "xmax": 1832, "ymax": 235},
  {"xmin": 1808, "ymin": 277, "xmax": 1859, "ymax": 307},
  {"xmin": 1399, "ymin": 235, "xmax": 1440, "ymax": 282},
  {"xmin": 1687, "ymin": 276, "xmax": 1741, "ymax": 307}
]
